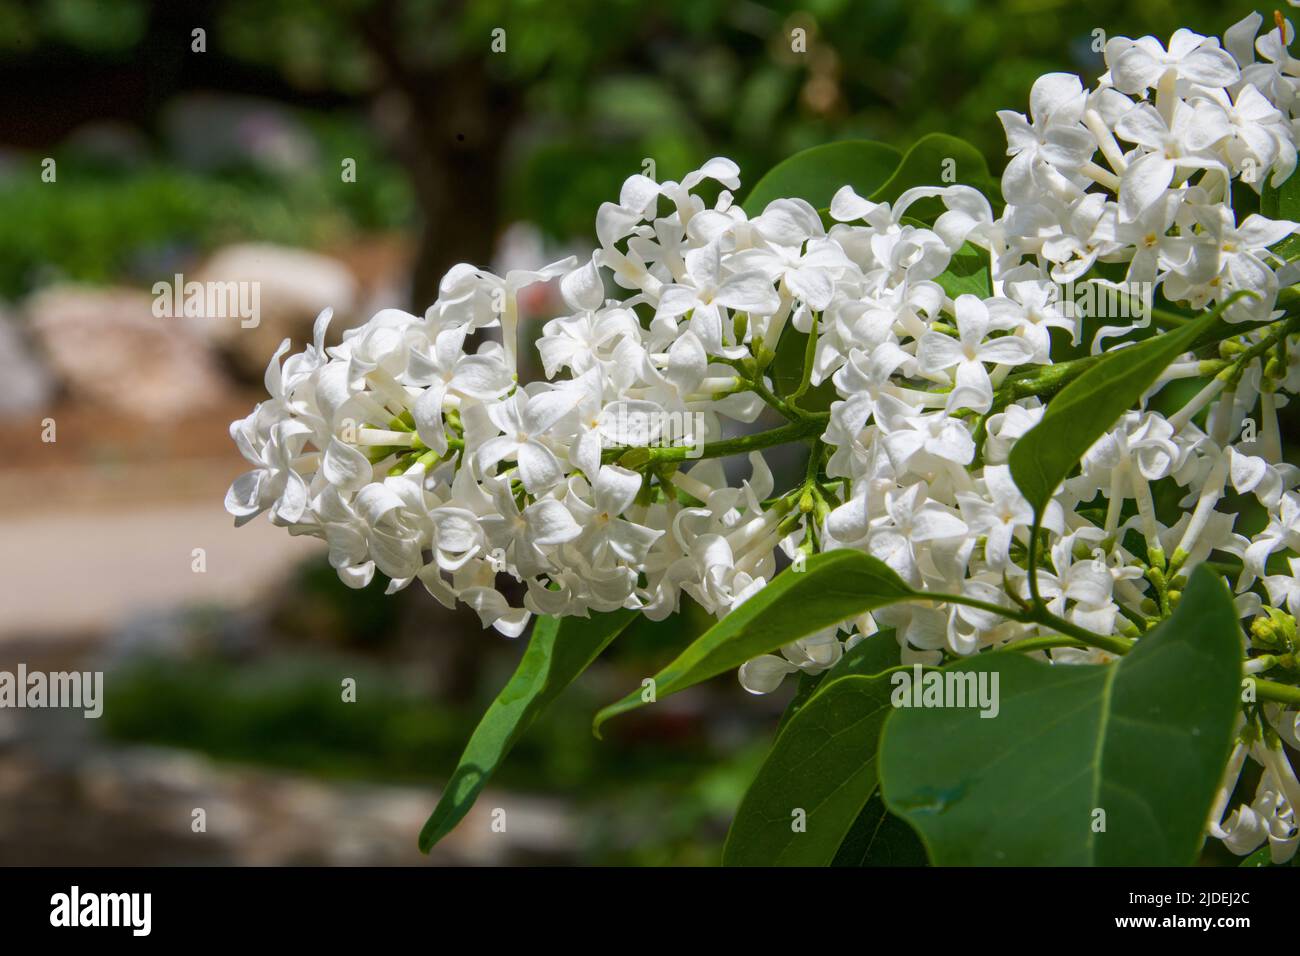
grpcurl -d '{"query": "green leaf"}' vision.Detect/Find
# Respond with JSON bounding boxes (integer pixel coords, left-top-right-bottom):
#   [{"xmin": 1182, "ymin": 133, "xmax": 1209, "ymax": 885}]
[
  {"xmin": 778, "ymin": 670, "xmax": 825, "ymax": 736},
  {"xmin": 870, "ymin": 132, "xmax": 998, "ymax": 216},
  {"xmin": 936, "ymin": 240, "xmax": 992, "ymax": 300},
  {"xmin": 592, "ymin": 550, "xmax": 917, "ymax": 735},
  {"xmin": 769, "ymin": 324, "xmax": 838, "ymax": 413},
  {"xmin": 419, "ymin": 609, "xmax": 637, "ymax": 852},
  {"xmin": 1260, "ymin": 167, "xmax": 1300, "ymax": 260},
  {"xmin": 1008, "ymin": 301, "xmax": 1227, "ymax": 513},
  {"xmin": 1260, "ymin": 164, "xmax": 1298, "ymax": 221},
  {"xmin": 879, "ymin": 566, "xmax": 1243, "ymax": 866},
  {"xmin": 898, "ymin": 216, "xmax": 991, "ymax": 300},
  {"xmin": 766, "ymin": 632, "xmax": 912, "ymax": 866},
  {"xmin": 723, "ymin": 673, "xmax": 896, "ymax": 866},
  {"xmin": 831, "ymin": 791, "xmax": 929, "ymax": 867},
  {"xmin": 741, "ymin": 140, "xmax": 901, "ymax": 217}
]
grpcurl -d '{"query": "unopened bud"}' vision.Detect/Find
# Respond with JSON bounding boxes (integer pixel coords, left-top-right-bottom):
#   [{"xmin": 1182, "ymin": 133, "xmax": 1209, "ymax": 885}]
[{"xmin": 1251, "ymin": 608, "xmax": 1297, "ymax": 652}]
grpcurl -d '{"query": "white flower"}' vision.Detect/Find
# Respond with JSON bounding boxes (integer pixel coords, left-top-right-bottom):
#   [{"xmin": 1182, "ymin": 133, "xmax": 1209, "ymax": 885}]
[
  {"xmin": 1106, "ymin": 29, "xmax": 1239, "ymax": 95},
  {"xmin": 997, "ymin": 72, "xmax": 1096, "ymax": 204},
  {"xmin": 739, "ymin": 627, "xmax": 845, "ymax": 695},
  {"xmin": 478, "ymin": 388, "xmax": 580, "ymax": 493},
  {"xmin": 655, "ymin": 242, "xmax": 779, "ymax": 356},
  {"xmin": 1113, "ymin": 101, "xmax": 1229, "ymax": 222},
  {"xmin": 958, "ymin": 465, "xmax": 1058, "ymax": 570},
  {"xmin": 566, "ymin": 466, "xmax": 663, "ymax": 567},
  {"xmin": 226, "ymin": 415, "xmax": 312, "ymax": 527},
  {"xmin": 875, "ymin": 394, "xmax": 977, "ymax": 474},
  {"xmin": 479, "ymin": 477, "xmax": 581, "ymax": 579},
  {"xmin": 863, "ymin": 483, "xmax": 968, "ymax": 586},
  {"xmin": 1263, "ymin": 556, "xmax": 1300, "ymax": 617},
  {"xmin": 730, "ymin": 234, "xmax": 853, "ymax": 311},
  {"xmin": 916, "ymin": 294, "xmax": 1034, "ymax": 413}
]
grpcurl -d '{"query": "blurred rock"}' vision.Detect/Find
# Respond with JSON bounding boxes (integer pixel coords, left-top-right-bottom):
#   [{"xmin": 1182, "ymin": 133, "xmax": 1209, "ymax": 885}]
[
  {"xmin": 192, "ymin": 243, "xmax": 358, "ymax": 377},
  {"xmin": 0, "ymin": 738, "xmax": 576, "ymax": 865},
  {"xmin": 0, "ymin": 308, "xmax": 54, "ymax": 416},
  {"xmin": 26, "ymin": 285, "xmax": 230, "ymax": 420},
  {"xmin": 332, "ymin": 232, "xmax": 413, "ymax": 319}
]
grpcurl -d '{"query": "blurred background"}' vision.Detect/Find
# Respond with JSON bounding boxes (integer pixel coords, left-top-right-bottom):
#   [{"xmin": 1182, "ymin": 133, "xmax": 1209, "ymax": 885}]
[{"xmin": 0, "ymin": 0, "xmax": 1256, "ymax": 865}]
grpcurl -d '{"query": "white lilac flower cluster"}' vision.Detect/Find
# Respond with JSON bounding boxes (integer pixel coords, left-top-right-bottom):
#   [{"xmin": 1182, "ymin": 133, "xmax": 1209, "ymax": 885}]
[{"xmin": 228, "ymin": 15, "xmax": 1300, "ymax": 861}]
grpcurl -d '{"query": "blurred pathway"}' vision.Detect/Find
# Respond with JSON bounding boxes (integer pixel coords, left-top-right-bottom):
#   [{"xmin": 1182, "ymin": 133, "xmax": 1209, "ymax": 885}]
[
  {"xmin": 0, "ymin": 708, "xmax": 575, "ymax": 866},
  {"xmin": 0, "ymin": 494, "xmax": 322, "ymax": 639}
]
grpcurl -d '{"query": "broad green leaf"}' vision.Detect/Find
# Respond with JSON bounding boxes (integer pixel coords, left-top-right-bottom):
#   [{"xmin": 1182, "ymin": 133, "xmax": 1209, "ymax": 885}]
[
  {"xmin": 879, "ymin": 566, "xmax": 1243, "ymax": 866},
  {"xmin": 763, "ymin": 631, "xmax": 911, "ymax": 866},
  {"xmin": 419, "ymin": 609, "xmax": 636, "ymax": 852},
  {"xmin": 870, "ymin": 132, "xmax": 998, "ymax": 215},
  {"xmin": 723, "ymin": 673, "xmax": 895, "ymax": 866},
  {"xmin": 741, "ymin": 140, "xmax": 901, "ymax": 217},
  {"xmin": 778, "ymin": 670, "xmax": 825, "ymax": 737},
  {"xmin": 1008, "ymin": 301, "xmax": 1226, "ymax": 513},
  {"xmin": 831, "ymin": 791, "xmax": 929, "ymax": 867},
  {"xmin": 819, "ymin": 630, "xmax": 902, "ymax": 680},
  {"xmin": 593, "ymin": 550, "xmax": 916, "ymax": 735}
]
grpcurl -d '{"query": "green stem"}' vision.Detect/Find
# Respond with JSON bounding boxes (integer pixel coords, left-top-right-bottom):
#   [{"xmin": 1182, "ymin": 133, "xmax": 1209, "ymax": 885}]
[
  {"xmin": 1027, "ymin": 606, "xmax": 1134, "ymax": 656},
  {"xmin": 987, "ymin": 298, "xmax": 1293, "ymax": 409},
  {"xmin": 788, "ymin": 311, "xmax": 819, "ymax": 406},
  {"xmin": 1249, "ymin": 677, "xmax": 1300, "ymax": 707},
  {"xmin": 997, "ymin": 353, "xmax": 1103, "ymax": 404},
  {"xmin": 717, "ymin": 355, "xmax": 803, "ymax": 421},
  {"xmin": 989, "ymin": 635, "xmax": 1089, "ymax": 655},
  {"xmin": 1026, "ymin": 511, "xmax": 1045, "ymax": 610},
  {"xmin": 921, "ymin": 591, "xmax": 1023, "ymax": 620},
  {"xmin": 751, "ymin": 377, "xmax": 803, "ymax": 421},
  {"xmin": 922, "ymin": 589, "xmax": 1133, "ymax": 656}
]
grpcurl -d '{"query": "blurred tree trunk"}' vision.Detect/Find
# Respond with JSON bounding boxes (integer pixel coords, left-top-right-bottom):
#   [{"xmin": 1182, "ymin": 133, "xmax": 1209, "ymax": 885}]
[{"xmin": 357, "ymin": 4, "xmax": 521, "ymax": 312}]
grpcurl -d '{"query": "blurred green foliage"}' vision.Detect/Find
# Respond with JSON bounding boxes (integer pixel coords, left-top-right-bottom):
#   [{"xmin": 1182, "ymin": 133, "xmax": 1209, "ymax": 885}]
[
  {"xmin": 0, "ymin": 0, "xmax": 1259, "ymax": 299},
  {"xmin": 0, "ymin": 115, "xmax": 411, "ymax": 298},
  {"xmin": 103, "ymin": 653, "xmax": 463, "ymax": 782},
  {"xmin": 0, "ymin": 0, "xmax": 148, "ymax": 55},
  {"xmin": 485, "ymin": 0, "xmax": 1261, "ymax": 237},
  {"xmin": 102, "ymin": 647, "xmax": 765, "ymax": 863}
]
